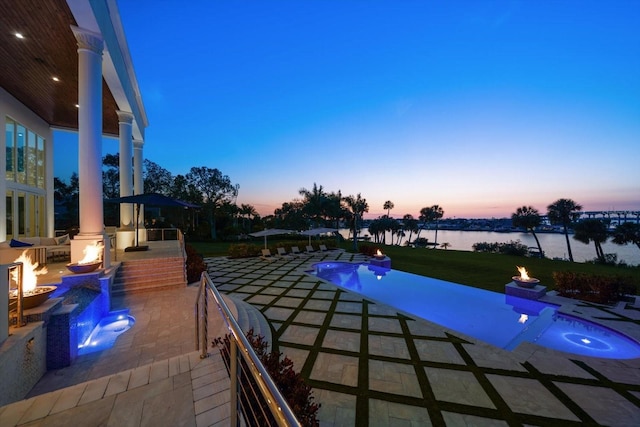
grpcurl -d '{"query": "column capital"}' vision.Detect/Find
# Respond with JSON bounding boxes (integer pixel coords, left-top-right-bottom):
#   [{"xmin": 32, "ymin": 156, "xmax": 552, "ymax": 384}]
[
  {"xmin": 116, "ymin": 110, "xmax": 134, "ymax": 124},
  {"xmin": 70, "ymin": 26, "xmax": 103, "ymax": 54},
  {"xmin": 133, "ymin": 139, "xmax": 144, "ymax": 149}
]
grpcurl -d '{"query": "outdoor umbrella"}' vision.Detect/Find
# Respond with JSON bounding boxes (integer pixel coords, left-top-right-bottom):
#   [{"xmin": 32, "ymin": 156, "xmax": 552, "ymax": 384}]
[
  {"xmin": 249, "ymin": 229, "xmax": 294, "ymax": 249},
  {"xmin": 300, "ymin": 227, "xmax": 338, "ymax": 246},
  {"xmin": 106, "ymin": 193, "xmax": 200, "ymax": 251}
]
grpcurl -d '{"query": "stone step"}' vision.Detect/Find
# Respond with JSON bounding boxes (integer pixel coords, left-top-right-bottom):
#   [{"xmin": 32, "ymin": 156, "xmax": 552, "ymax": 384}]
[
  {"xmin": 228, "ymin": 296, "xmax": 272, "ymax": 350},
  {"xmin": 111, "ymin": 282, "xmax": 186, "ymax": 295},
  {"xmin": 114, "ymin": 268, "xmax": 185, "ymax": 284},
  {"xmin": 112, "ymin": 255, "xmax": 186, "ymax": 296}
]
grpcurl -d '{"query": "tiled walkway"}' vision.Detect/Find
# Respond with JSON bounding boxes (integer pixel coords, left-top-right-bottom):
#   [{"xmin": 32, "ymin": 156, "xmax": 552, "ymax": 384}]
[
  {"xmin": 206, "ymin": 252, "xmax": 640, "ymax": 426},
  {"xmin": 0, "ymin": 285, "xmax": 233, "ymax": 427}
]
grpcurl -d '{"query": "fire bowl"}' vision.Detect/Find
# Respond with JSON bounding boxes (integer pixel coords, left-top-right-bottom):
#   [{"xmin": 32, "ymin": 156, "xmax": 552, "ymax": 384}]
[
  {"xmin": 9, "ymin": 285, "xmax": 58, "ymax": 310},
  {"xmin": 374, "ymin": 255, "xmax": 386, "ymax": 260},
  {"xmin": 512, "ymin": 276, "xmax": 540, "ymax": 288},
  {"xmin": 66, "ymin": 261, "xmax": 102, "ymax": 274}
]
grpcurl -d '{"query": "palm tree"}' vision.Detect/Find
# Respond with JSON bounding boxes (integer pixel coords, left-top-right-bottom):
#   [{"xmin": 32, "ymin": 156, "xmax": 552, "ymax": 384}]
[
  {"xmin": 402, "ymin": 214, "xmax": 419, "ymax": 245},
  {"xmin": 547, "ymin": 198, "xmax": 583, "ymax": 262},
  {"xmin": 511, "ymin": 206, "xmax": 544, "ymax": 257},
  {"xmin": 383, "ymin": 200, "xmax": 394, "ymax": 218},
  {"xmin": 240, "ymin": 203, "xmax": 258, "ymax": 233},
  {"xmin": 420, "ymin": 205, "xmax": 445, "ymax": 246},
  {"xmin": 344, "ymin": 193, "xmax": 369, "ymax": 251},
  {"xmin": 574, "ymin": 218, "xmax": 609, "ymax": 262},
  {"xmin": 388, "ymin": 218, "xmax": 401, "ymax": 245},
  {"xmin": 299, "ymin": 183, "xmax": 327, "ymax": 227},
  {"xmin": 611, "ymin": 222, "xmax": 640, "ymax": 251},
  {"xmin": 440, "ymin": 242, "xmax": 451, "ymax": 250}
]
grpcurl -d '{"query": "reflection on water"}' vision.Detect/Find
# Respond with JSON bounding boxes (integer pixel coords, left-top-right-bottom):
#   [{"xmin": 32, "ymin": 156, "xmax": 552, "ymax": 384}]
[{"xmin": 339, "ymin": 229, "xmax": 640, "ymax": 265}]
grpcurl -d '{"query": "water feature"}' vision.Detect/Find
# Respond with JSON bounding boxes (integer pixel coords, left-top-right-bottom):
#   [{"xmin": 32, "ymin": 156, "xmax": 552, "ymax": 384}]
[
  {"xmin": 78, "ymin": 309, "xmax": 135, "ymax": 355},
  {"xmin": 309, "ymin": 261, "xmax": 640, "ymax": 359}
]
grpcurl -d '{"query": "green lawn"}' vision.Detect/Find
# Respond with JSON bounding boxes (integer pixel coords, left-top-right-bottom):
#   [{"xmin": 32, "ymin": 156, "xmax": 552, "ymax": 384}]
[{"xmin": 186, "ymin": 239, "xmax": 640, "ymax": 294}]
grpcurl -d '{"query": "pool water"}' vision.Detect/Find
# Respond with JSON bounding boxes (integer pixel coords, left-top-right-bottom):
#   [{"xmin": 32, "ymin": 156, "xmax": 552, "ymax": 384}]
[{"xmin": 310, "ymin": 262, "xmax": 640, "ymax": 359}]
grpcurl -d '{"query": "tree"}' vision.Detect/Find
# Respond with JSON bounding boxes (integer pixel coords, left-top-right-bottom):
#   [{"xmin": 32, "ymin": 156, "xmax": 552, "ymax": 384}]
[
  {"xmin": 420, "ymin": 205, "xmax": 444, "ymax": 246},
  {"xmin": 143, "ymin": 159, "xmax": 173, "ymax": 195},
  {"xmin": 54, "ymin": 173, "xmax": 79, "ymax": 230},
  {"xmin": 511, "ymin": 206, "xmax": 544, "ymax": 257},
  {"xmin": 389, "ymin": 218, "xmax": 402, "ymax": 245},
  {"xmin": 299, "ymin": 183, "xmax": 327, "ymax": 227},
  {"xmin": 273, "ymin": 201, "xmax": 307, "ymax": 230},
  {"xmin": 383, "ymin": 200, "xmax": 394, "ymax": 217},
  {"xmin": 169, "ymin": 174, "xmax": 201, "ymax": 205},
  {"xmin": 325, "ymin": 191, "xmax": 346, "ymax": 232},
  {"xmin": 102, "ymin": 153, "xmax": 120, "ymax": 199},
  {"xmin": 611, "ymin": 222, "xmax": 640, "ymax": 251},
  {"xmin": 574, "ymin": 218, "xmax": 609, "ymax": 262},
  {"xmin": 547, "ymin": 198, "xmax": 583, "ymax": 262},
  {"xmin": 240, "ymin": 203, "xmax": 258, "ymax": 233},
  {"xmin": 185, "ymin": 167, "xmax": 238, "ymax": 240},
  {"xmin": 402, "ymin": 214, "xmax": 419, "ymax": 245},
  {"xmin": 344, "ymin": 193, "xmax": 369, "ymax": 251}
]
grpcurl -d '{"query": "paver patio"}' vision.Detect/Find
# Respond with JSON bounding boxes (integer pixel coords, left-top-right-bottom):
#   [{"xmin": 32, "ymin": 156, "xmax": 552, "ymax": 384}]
[{"xmin": 206, "ymin": 252, "xmax": 640, "ymax": 426}]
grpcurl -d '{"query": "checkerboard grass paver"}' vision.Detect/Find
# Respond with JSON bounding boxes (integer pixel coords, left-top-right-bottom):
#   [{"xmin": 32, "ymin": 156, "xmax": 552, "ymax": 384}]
[{"xmin": 205, "ymin": 255, "xmax": 640, "ymax": 426}]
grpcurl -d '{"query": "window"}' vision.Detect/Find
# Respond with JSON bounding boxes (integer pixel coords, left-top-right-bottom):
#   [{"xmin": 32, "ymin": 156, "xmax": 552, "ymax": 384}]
[
  {"xmin": 5, "ymin": 117, "xmax": 46, "ymax": 189},
  {"xmin": 5, "ymin": 119, "xmax": 15, "ymax": 180}
]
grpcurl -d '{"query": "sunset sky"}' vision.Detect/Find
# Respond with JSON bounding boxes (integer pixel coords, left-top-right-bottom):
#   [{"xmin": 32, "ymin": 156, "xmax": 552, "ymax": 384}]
[{"xmin": 55, "ymin": 0, "xmax": 640, "ymax": 219}]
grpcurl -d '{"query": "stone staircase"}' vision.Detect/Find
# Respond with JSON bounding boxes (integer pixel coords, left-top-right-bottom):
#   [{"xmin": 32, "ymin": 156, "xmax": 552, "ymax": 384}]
[
  {"xmin": 227, "ymin": 295, "xmax": 273, "ymax": 349},
  {"xmin": 111, "ymin": 256, "xmax": 187, "ymax": 295}
]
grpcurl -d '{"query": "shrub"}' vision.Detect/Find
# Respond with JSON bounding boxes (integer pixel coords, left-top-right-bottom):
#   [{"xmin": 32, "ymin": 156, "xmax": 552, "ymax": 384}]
[
  {"xmin": 213, "ymin": 329, "xmax": 320, "ymax": 425},
  {"xmin": 413, "ymin": 237, "xmax": 431, "ymax": 248},
  {"xmin": 472, "ymin": 240, "xmax": 529, "ymax": 256},
  {"xmin": 358, "ymin": 244, "xmax": 380, "ymax": 257},
  {"xmin": 185, "ymin": 243, "xmax": 206, "ymax": 283},
  {"xmin": 228, "ymin": 243, "xmax": 262, "ymax": 258},
  {"xmin": 553, "ymin": 271, "xmax": 637, "ymax": 304}
]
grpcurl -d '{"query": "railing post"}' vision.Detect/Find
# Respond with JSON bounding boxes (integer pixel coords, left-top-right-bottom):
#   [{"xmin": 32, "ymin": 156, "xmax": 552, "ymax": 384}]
[
  {"xmin": 200, "ymin": 278, "xmax": 208, "ymax": 359},
  {"xmin": 230, "ymin": 338, "xmax": 238, "ymax": 427},
  {"xmin": 195, "ymin": 281, "xmax": 201, "ymax": 352}
]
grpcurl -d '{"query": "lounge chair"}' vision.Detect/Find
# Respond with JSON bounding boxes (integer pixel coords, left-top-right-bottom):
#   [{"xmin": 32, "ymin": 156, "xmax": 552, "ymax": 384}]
[
  {"xmin": 291, "ymin": 246, "xmax": 308, "ymax": 257},
  {"xmin": 276, "ymin": 247, "xmax": 295, "ymax": 260},
  {"xmin": 260, "ymin": 248, "xmax": 278, "ymax": 262},
  {"xmin": 306, "ymin": 245, "xmax": 320, "ymax": 255}
]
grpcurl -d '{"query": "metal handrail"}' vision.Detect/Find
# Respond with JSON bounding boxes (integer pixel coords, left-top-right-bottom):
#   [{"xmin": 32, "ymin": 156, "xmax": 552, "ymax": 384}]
[{"xmin": 196, "ymin": 272, "xmax": 301, "ymax": 427}]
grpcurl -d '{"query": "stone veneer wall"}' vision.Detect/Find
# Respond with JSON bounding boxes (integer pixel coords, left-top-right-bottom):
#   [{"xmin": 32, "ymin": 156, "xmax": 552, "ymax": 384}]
[{"xmin": 0, "ymin": 322, "xmax": 47, "ymax": 407}]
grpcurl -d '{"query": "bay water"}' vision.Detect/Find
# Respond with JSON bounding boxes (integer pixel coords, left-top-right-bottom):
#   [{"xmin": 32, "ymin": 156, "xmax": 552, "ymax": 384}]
[{"xmin": 339, "ymin": 229, "xmax": 640, "ymax": 266}]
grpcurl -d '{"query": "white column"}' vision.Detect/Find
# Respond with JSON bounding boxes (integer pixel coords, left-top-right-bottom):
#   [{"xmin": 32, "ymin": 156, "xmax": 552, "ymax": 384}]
[
  {"xmin": 133, "ymin": 139, "xmax": 146, "ymax": 242},
  {"xmin": 70, "ymin": 26, "xmax": 110, "ymax": 266},
  {"xmin": 117, "ymin": 111, "xmax": 134, "ymax": 229}
]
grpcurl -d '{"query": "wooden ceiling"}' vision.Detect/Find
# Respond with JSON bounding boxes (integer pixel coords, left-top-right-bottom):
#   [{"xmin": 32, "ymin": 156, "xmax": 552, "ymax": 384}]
[{"xmin": 0, "ymin": 0, "xmax": 120, "ymax": 135}]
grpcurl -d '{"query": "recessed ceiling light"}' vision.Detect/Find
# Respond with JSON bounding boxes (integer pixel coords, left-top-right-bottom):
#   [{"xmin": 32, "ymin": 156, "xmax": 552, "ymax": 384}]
[
  {"xmin": 15, "ymin": 33, "xmax": 24, "ymax": 39},
  {"xmin": 52, "ymin": 77, "xmax": 60, "ymax": 82}
]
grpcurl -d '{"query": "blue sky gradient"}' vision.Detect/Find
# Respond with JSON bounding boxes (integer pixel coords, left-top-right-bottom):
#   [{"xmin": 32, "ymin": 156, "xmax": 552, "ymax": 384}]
[{"xmin": 55, "ymin": 0, "xmax": 640, "ymax": 218}]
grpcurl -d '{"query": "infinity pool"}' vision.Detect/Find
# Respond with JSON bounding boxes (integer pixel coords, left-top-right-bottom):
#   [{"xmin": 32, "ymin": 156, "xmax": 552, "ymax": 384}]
[{"xmin": 310, "ymin": 262, "xmax": 640, "ymax": 359}]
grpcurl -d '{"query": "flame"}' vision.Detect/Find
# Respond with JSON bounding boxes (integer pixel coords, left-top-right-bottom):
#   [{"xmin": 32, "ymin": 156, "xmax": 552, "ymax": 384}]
[
  {"xmin": 376, "ymin": 249, "xmax": 383, "ymax": 257},
  {"xmin": 11, "ymin": 250, "xmax": 48, "ymax": 293},
  {"xmin": 78, "ymin": 241, "xmax": 104, "ymax": 265},
  {"xmin": 516, "ymin": 266, "xmax": 530, "ymax": 280},
  {"xmin": 518, "ymin": 314, "xmax": 528, "ymax": 324}
]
